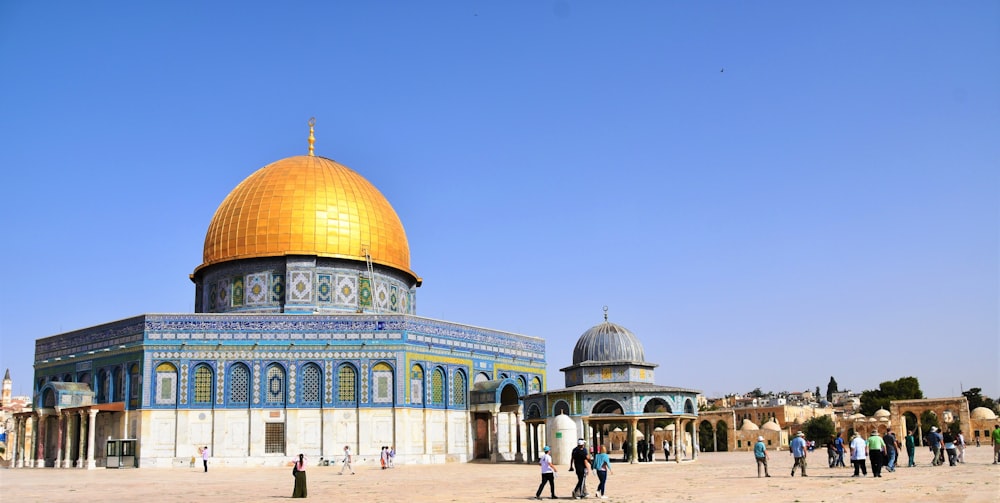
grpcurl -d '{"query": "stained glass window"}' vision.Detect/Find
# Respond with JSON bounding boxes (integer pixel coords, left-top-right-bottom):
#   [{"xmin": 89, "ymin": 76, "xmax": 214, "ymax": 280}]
[
  {"xmin": 452, "ymin": 371, "xmax": 466, "ymax": 407},
  {"xmin": 266, "ymin": 365, "xmax": 285, "ymax": 404},
  {"xmin": 372, "ymin": 362, "xmax": 393, "ymax": 404},
  {"xmin": 193, "ymin": 365, "xmax": 213, "ymax": 404},
  {"xmin": 302, "ymin": 364, "xmax": 321, "ymax": 403},
  {"xmin": 338, "ymin": 365, "xmax": 356, "ymax": 402},
  {"xmin": 410, "ymin": 364, "xmax": 423, "ymax": 404},
  {"xmin": 155, "ymin": 363, "xmax": 176, "ymax": 405},
  {"xmin": 430, "ymin": 368, "xmax": 445, "ymax": 405},
  {"xmin": 230, "ymin": 364, "xmax": 250, "ymax": 403}
]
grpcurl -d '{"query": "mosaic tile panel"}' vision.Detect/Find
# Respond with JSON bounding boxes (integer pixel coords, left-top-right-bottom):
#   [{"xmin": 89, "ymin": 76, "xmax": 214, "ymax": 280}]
[
  {"xmin": 232, "ymin": 276, "xmax": 244, "ymax": 306},
  {"xmin": 180, "ymin": 363, "xmax": 189, "ymax": 405},
  {"xmin": 216, "ymin": 361, "xmax": 225, "ymax": 404},
  {"xmin": 288, "ymin": 363, "xmax": 297, "ymax": 404},
  {"xmin": 358, "ymin": 276, "xmax": 372, "ymax": 308},
  {"xmin": 390, "ymin": 285, "xmax": 398, "ymax": 311},
  {"xmin": 372, "ymin": 369, "xmax": 392, "ymax": 403},
  {"xmin": 374, "ymin": 281, "xmax": 388, "ymax": 311},
  {"xmin": 335, "ymin": 275, "xmax": 356, "ymax": 306},
  {"xmin": 246, "ymin": 273, "xmax": 268, "ymax": 305},
  {"xmin": 324, "ymin": 361, "xmax": 333, "ymax": 403},
  {"xmin": 271, "ymin": 274, "xmax": 284, "ymax": 303},
  {"xmin": 288, "ymin": 271, "xmax": 312, "ymax": 302},
  {"xmin": 217, "ymin": 278, "xmax": 231, "ymax": 309},
  {"xmin": 317, "ymin": 274, "xmax": 332, "ymax": 303},
  {"xmin": 253, "ymin": 361, "xmax": 261, "ymax": 404},
  {"xmin": 209, "ymin": 284, "xmax": 218, "ymax": 312},
  {"xmin": 361, "ymin": 362, "xmax": 369, "ymax": 404}
]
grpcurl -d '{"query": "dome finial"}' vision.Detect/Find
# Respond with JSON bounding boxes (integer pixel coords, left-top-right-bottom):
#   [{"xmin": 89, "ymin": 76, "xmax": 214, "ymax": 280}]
[
  {"xmin": 602, "ymin": 305, "xmax": 609, "ymax": 321},
  {"xmin": 307, "ymin": 117, "xmax": 316, "ymax": 156}
]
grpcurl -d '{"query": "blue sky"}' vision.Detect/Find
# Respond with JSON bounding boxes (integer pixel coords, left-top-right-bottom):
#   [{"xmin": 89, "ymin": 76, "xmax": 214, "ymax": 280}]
[{"xmin": 1, "ymin": 1, "xmax": 997, "ymax": 400}]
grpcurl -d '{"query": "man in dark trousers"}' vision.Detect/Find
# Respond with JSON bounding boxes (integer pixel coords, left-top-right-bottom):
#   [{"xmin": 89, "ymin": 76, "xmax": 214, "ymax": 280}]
[{"xmin": 571, "ymin": 438, "xmax": 592, "ymax": 499}]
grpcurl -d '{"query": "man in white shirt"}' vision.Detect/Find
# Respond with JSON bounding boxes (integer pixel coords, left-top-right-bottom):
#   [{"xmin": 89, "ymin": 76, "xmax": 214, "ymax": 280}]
[
  {"xmin": 849, "ymin": 433, "xmax": 868, "ymax": 477},
  {"xmin": 339, "ymin": 445, "xmax": 355, "ymax": 475},
  {"xmin": 534, "ymin": 445, "xmax": 558, "ymax": 500}
]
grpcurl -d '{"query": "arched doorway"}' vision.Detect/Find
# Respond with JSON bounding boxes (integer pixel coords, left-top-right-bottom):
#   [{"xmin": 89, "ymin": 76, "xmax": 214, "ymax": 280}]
[
  {"xmin": 699, "ymin": 420, "xmax": 715, "ymax": 452},
  {"xmin": 715, "ymin": 420, "xmax": 729, "ymax": 451}
]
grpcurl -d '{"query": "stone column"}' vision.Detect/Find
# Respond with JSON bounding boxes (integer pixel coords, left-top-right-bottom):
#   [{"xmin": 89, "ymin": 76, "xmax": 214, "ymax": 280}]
[
  {"xmin": 514, "ymin": 410, "xmax": 524, "ymax": 462},
  {"xmin": 60, "ymin": 411, "xmax": 72, "ymax": 468},
  {"xmin": 77, "ymin": 410, "xmax": 87, "ymax": 468},
  {"xmin": 9, "ymin": 417, "xmax": 20, "ymax": 468},
  {"xmin": 33, "ymin": 411, "xmax": 45, "ymax": 468},
  {"xmin": 628, "ymin": 417, "xmax": 639, "ymax": 464},
  {"xmin": 52, "ymin": 410, "xmax": 66, "ymax": 468},
  {"xmin": 86, "ymin": 409, "xmax": 98, "ymax": 469},
  {"xmin": 693, "ymin": 419, "xmax": 699, "ymax": 460}
]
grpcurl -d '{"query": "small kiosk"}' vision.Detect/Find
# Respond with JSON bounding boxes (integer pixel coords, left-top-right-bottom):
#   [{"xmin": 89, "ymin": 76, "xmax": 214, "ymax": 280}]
[{"xmin": 105, "ymin": 439, "xmax": 138, "ymax": 468}]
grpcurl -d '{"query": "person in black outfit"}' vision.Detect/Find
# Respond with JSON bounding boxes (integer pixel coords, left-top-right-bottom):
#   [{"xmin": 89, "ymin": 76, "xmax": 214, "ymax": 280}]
[{"xmin": 571, "ymin": 439, "xmax": 591, "ymax": 499}]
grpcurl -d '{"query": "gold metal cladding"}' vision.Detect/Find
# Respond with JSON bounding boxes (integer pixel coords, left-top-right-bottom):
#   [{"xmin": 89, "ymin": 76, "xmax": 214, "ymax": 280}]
[
  {"xmin": 197, "ymin": 155, "xmax": 416, "ymax": 280},
  {"xmin": 307, "ymin": 117, "xmax": 316, "ymax": 156}
]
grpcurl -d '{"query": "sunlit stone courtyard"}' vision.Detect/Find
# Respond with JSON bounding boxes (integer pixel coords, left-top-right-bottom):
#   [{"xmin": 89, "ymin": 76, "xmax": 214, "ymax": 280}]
[{"xmin": 3, "ymin": 444, "xmax": 997, "ymax": 502}]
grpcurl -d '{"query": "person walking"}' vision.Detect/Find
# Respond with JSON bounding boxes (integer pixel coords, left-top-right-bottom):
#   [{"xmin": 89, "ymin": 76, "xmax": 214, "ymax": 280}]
[
  {"xmin": 789, "ymin": 432, "xmax": 807, "ymax": 477},
  {"xmin": 662, "ymin": 439, "xmax": 670, "ymax": 462},
  {"xmin": 201, "ymin": 446, "xmax": 209, "ymax": 473},
  {"xmin": 754, "ymin": 436, "xmax": 771, "ymax": 478},
  {"xmin": 905, "ymin": 430, "xmax": 916, "ymax": 467},
  {"xmin": 943, "ymin": 431, "xmax": 957, "ymax": 466},
  {"xmin": 571, "ymin": 438, "xmax": 592, "ymax": 499},
  {"xmin": 850, "ymin": 432, "xmax": 868, "ymax": 477},
  {"xmin": 928, "ymin": 426, "xmax": 944, "ymax": 466},
  {"xmin": 956, "ymin": 432, "xmax": 966, "ymax": 463},
  {"xmin": 339, "ymin": 445, "xmax": 355, "ymax": 475},
  {"xmin": 992, "ymin": 424, "xmax": 1000, "ymax": 464},
  {"xmin": 534, "ymin": 446, "xmax": 558, "ymax": 500},
  {"xmin": 867, "ymin": 430, "xmax": 886, "ymax": 477},
  {"xmin": 291, "ymin": 453, "xmax": 307, "ymax": 498},
  {"xmin": 593, "ymin": 445, "xmax": 613, "ymax": 499},
  {"xmin": 884, "ymin": 429, "xmax": 900, "ymax": 472}
]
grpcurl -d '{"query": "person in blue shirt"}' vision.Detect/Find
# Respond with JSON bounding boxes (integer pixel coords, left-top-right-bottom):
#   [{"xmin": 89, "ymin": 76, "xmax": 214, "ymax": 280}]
[
  {"xmin": 593, "ymin": 445, "xmax": 613, "ymax": 498},
  {"xmin": 834, "ymin": 433, "xmax": 846, "ymax": 467},
  {"xmin": 754, "ymin": 436, "xmax": 771, "ymax": 478},
  {"xmin": 790, "ymin": 432, "xmax": 808, "ymax": 476}
]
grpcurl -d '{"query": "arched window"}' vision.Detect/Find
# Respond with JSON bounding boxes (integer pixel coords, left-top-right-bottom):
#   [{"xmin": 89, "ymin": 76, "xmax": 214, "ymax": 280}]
[
  {"xmin": 410, "ymin": 364, "xmax": 424, "ymax": 405},
  {"xmin": 113, "ymin": 367, "xmax": 125, "ymax": 402},
  {"xmin": 128, "ymin": 364, "xmax": 141, "ymax": 407},
  {"xmin": 154, "ymin": 363, "xmax": 177, "ymax": 405},
  {"xmin": 229, "ymin": 363, "xmax": 250, "ymax": 404},
  {"xmin": 301, "ymin": 363, "xmax": 322, "ymax": 404},
  {"xmin": 337, "ymin": 364, "xmax": 357, "ymax": 403},
  {"xmin": 553, "ymin": 400, "xmax": 570, "ymax": 416},
  {"xmin": 430, "ymin": 367, "xmax": 445, "ymax": 405},
  {"xmin": 63, "ymin": 373, "xmax": 73, "ymax": 382},
  {"xmin": 371, "ymin": 362, "xmax": 393, "ymax": 404},
  {"xmin": 529, "ymin": 376, "xmax": 541, "ymax": 394},
  {"xmin": 266, "ymin": 364, "xmax": 286, "ymax": 405},
  {"xmin": 517, "ymin": 376, "xmax": 527, "ymax": 394},
  {"xmin": 193, "ymin": 364, "xmax": 214, "ymax": 404},
  {"xmin": 96, "ymin": 370, "xmax": 109, "ymax": 403},
  {"xmin": 452, "ymin": 370, "xmax": 467, "ymax": 407}
]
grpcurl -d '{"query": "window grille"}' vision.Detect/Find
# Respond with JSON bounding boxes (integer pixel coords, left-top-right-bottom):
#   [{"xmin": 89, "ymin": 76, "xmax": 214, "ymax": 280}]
[
  {"xmin": 266, "ymin": 365, "xmax": 285, "ymax": 404},
  {"xmin": 452, "ymin": 372, "xmax": 466, "ymax": 406},
  {"xmin": 338, "ymin": 365, "xmax": 356, "ymax": 402},
  {"xmin": 265, "ymin": 423, "xmax": 285, "ymax": 454},
  {"xmin": 230, "ymin": 364, "xmax": 250, "ymax": 403},
  {"xmin": 194, "ymin": 365, "xmax": 213, "ymax": 404},
  {"xmin": 431, "ymin": 368, "xmax": 444, "ymax": 405},
  {"xmin": 302, "ymin": 364, "xmax": 321, "ymax": 403}
]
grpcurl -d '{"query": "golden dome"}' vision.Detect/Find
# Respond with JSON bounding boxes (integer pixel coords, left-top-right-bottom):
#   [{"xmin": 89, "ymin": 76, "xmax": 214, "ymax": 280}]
[{"xmin": 197, "ymin": 155, "xmax": 417, "ymax": 281}]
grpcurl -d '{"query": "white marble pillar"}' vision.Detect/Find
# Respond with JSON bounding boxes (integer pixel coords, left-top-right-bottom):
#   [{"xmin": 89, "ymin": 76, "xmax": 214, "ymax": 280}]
[
  {"xmin": 33, "ymin": 412, "xmax": 44, "ymax": 468},
  {"xmin": 77, "ymin": 410, "xmax": 87, "ymax": 468},
  {"xmin": 86, "ymin": 409, "xmax": 98, "ymax": 469}
]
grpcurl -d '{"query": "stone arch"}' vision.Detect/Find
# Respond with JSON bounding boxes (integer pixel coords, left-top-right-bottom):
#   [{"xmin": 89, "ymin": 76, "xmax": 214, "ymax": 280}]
[
  {"xmin": 499, "ymin": 382, "xmax": 520, "ymax": 412},
  {"xmin": 527, "ymin": 403, "xmax": 542, "ymax": 419},
  {"xmin": 593, "ymin": 399, "xmax": 625, "ymax": 415},
  {"xmin": 42, "ymin": 387, "xmax": 56, "ymax": 408},
  {"xmin": 529, "ymin": 376, "xmax": 542, "ymax": 394},
  {"xmin": 699, "ymin": 420, "xmax": 715, "ymax": 452},
  {"xmin": 644, "ymin": 397, "xmax": 672, "ymax": 414},
  {"xmin": 684, "ymin": 398, "xmax": 696, "ymax": 414},
  {"xmin": 553, "ymin": 400, "xmax": 570, "ymax": 416},
  {"xmin": 96, "ymin": 369, "xmax": 109, "ymax": 403},
  {"xmin": 715, "ymin": 420, "xmax": 729, "ymax": 451},
  {"xmin": 410, "ymin": 364, "xmax": 425, "ymax": 405},
  {"xmin": 475, "ymin": 372, "xmax": 490, "ymax": 384},
  {"xmin": 517, "ymin": 375, "xmax": 527, "ymax": 395}
]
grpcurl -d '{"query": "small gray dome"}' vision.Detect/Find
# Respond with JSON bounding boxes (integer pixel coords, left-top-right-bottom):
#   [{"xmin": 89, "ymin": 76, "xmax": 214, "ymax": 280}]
[{"xmin": 572, "ymin": 320, "xmax": 645, "ymax": 365}]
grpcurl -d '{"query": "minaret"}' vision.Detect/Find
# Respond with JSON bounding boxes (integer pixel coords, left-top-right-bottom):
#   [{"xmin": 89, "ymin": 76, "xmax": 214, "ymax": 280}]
[{"xmin": 2, "ymin": 368, "xmax": 11, "ymax": 408}]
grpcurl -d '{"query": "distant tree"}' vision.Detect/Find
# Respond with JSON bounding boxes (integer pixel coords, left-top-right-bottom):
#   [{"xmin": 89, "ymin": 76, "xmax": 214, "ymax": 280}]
[
  {"xmin": 750, "ymin": 387, "xmax": 764, "ymax": 398},
  {"xmin": 920, "ymin": 410, "xmax": 940, "ymax": 441},
  {"xmin": 826, "ymin": 377, "xmax": 838, "ymax": 402},
  {"xmin": 962, "ymin": 387, "xmax": 999, "ymax": 414},
  {"xmin": 802, "ymin": 415, "xmax": 837, "ymax": 443},
  {"xmin": 815, "ymin": 386, "xmax": 821, "ymax": 399},
  {"xmin": 860, "ymin": 377, "xmax": 923, "ymax": 416}
]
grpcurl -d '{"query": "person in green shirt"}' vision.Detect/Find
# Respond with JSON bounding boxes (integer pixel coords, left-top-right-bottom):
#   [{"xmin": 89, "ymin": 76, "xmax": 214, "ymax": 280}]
[
  {"xmin": 992, "ymin": 424, "xmax": 1000, "ymax": 464},
  {"xmin": 866, "ymin": 430, "xmax": 886, "ymax": 478},
  {"xmin": 905, "ymin": 430, "xmax": 916, "ymax": 467}
]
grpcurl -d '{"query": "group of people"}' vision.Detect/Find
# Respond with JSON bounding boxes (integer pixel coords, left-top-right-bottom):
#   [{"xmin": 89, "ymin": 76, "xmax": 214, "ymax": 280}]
[
  {"xmin": 754, "ymin": 428, "xmax": 909, "ymax": 479},
  {"xmin": 379, "ymin": 446, "xmax": 396, "ymax": 469},
  {"xmin": 535, "ymin": 439, "xmax": 614, "ymax": 500}
]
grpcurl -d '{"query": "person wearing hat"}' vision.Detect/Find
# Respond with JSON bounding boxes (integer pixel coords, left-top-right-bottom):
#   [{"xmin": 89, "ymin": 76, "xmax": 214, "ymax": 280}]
[
  {"xmin": 753, "ymin": 435, "xmax": 770, "ymax": 478},
  {"xmin": 789, "ymin": 431, "xmax": 808, "ymax": 477},
  {"xmin": 928, "ymin": 426, "xmax": 944, "ymax": 466},
  {"xmin": 849, "ymin": 432, "xmax": 868, "ymax": 477},
  {"xmin": 866, "ymin": 430, "xmax": 886, "ymax": 477},
  {"xmin": 534, "ymin": 446, "xmax": 558, "ymax": 500},
  {"xmin": 571, "ymin": 439, "xmax": 592, "ymax": 499}
]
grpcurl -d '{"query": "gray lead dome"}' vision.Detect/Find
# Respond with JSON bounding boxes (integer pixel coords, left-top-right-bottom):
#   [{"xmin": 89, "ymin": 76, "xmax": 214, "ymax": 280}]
[{"xmin": 572, "ymin": 321, "xmax": 646, "ymax": 364}]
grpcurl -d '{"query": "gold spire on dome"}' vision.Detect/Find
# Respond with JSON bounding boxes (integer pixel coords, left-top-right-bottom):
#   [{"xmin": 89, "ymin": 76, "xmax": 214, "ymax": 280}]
[
  {"xmin": 307, "ymin": 117, "xmax": 316, "ymax": 156},
  {"xmin": 603, "ymin": 305, "xmax": 609, "ymax": 321}
]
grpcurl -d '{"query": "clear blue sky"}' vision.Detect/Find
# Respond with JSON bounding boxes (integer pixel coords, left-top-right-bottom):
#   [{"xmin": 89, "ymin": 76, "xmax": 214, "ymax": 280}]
[{"xmin": 1, "ymin": 1, "xmax": 997, "ymax": 401}]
